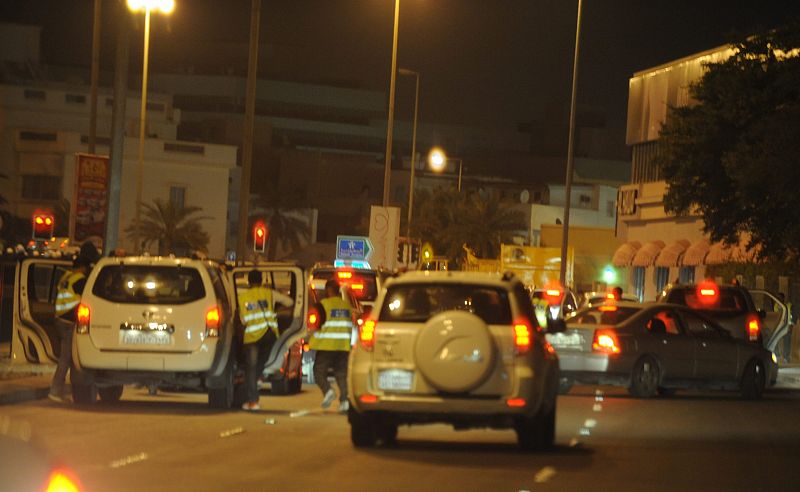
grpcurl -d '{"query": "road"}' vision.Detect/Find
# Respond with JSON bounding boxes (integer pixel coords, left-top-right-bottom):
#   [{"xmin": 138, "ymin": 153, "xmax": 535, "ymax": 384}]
[{"xmin": 2, "ymin": 384, "xmax": 800, "ymax": 492}]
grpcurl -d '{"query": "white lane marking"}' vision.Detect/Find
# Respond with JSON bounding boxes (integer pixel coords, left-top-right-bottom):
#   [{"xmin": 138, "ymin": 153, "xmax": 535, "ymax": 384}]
[
  {"xmin": 584, "ymin": 418, "xmax": 597, "ymax": 428},
  {"xmin": 110, "ymin": 452, "xmax": 149, "ymax": 469},
  {"xmin": 219, "ymin": 427, "xmax": 245, "ymax": 438},
  {"xmin": 264, "ymin": 418, "xmax": 276, "ymax": 425},
  {"xmin": 593, "ymin": 403, "xmax": 603, "ymax": 412},
  {"xmin": 534, "ymin": 466, "xmax": 557, "ymax": 483},
  {"xmin": 579, "ymin": 428, "xmax": 591, "ymax": 436},
  {"xmin": 290, "ymin": 409, "xmax": 311, "ymax": 418}
]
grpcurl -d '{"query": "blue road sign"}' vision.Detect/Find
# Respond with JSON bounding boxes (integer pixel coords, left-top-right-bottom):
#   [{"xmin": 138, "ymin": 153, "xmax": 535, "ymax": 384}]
[{"xmin": 336, "ymin": 235, "xmax": 373, "ymax": 261}]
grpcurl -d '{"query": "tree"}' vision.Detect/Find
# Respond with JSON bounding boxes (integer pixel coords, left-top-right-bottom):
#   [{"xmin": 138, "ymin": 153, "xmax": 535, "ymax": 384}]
[
  {"xmin": 657, "ymin": 22, "xmax": 800, "ymax": 261},
  {"xmin": 251, "ymin": 184, "xmax": 310, "ymax": 261},
  {"xmin": 125, "ymin": 198, "xmax": 210, "ymax": 255}
]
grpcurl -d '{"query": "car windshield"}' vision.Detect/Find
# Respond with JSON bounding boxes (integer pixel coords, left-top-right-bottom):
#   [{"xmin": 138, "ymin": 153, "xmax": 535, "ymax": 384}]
[
  {"xmin": 92, "ymin": 265, "xmax": 206, "ymax": 305},
  {"xmin": 379, "ymin": 283, "xmax": 512, "ymax": 324},
  {"xmin": 567, "ymin": 305, "xmax": 641, "ymax": 325},
  {"xmin": 667, "ymin": 288, "xmax": 748, "ymax": 314},
  {"xmin": 310, "ymin": 269, "xmax": 378, "ymax": 302}
]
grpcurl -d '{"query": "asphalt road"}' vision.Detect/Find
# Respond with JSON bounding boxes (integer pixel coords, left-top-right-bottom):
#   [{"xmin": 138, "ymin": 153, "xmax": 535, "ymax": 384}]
[{"xmin": 2, "ymin": 384, "xmax": 800, "ymax": 492}]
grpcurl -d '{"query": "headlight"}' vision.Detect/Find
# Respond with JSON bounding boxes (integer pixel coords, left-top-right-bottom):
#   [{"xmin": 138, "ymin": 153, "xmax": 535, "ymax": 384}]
[{"xmin": 772, "ymin": 352, "xmax": 778, "ymax": 363}]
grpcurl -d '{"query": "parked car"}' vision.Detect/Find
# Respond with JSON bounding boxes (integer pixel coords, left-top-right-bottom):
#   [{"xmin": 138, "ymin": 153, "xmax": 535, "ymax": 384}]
[
  {"xmin": 549, "ymin": 302, "xmax": 778, "ymax": 398},
  {"xmin": 347, "ymin": 271, "xmax": 563, "ymax": 451},
  {"xmin": 581, "ymin": 290, "xmax": 640, "ymax": 307}
]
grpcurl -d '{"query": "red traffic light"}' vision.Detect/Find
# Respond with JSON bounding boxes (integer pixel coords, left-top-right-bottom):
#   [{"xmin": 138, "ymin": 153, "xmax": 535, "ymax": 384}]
[
  {"xmin": 32, "ymin": 214, "xmax": 55, "ymax": 240},
  {"xmin": 252, "ymin": 221, "xmax": 268, "ymax": 252}
]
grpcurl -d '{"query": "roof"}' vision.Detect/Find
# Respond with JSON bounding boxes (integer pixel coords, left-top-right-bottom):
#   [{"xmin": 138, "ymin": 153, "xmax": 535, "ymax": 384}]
[{"xmin": 387, "ymin": 270, "xmax": 516, "ymax": 288}]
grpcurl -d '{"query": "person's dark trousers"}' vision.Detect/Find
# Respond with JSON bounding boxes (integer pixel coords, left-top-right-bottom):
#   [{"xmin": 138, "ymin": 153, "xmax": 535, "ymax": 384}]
[
  {"xmin": 244, "ymin": 331, "xmax": 276, "ymax": 403},
  {"xmin": 50, "ymin": 317, "xmax": 74, "ymax": 397},
  {"xmin": 313, "ymin": 350, "xmax": 349, "ymax": 401}
]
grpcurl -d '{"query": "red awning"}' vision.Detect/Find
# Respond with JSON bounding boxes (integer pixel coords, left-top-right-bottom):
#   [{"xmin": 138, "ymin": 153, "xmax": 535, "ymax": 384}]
[
  {"xmin": 655, "ymin": 239, "xmax": 691, "ymax": 267},
  {"xmin": 612, "ymin": 241, "xmax": 641, "ymax": 267},
  {"xmin": 631, "ymin": 240, "xmax": 666, "ymax": 267},
  {"xmin": 682, "ymin": 239, "xmax": 710, "ymax": 266}
]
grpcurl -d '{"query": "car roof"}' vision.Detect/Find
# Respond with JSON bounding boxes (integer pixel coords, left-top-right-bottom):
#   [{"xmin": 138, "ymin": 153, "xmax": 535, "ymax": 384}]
[
  {"xmin": 96, "ymin": 256, "xmax": 211, "ymax": 267},
  {"xmin": 386, "ymin": 271, "xmax": 517, "ymax": 288}
]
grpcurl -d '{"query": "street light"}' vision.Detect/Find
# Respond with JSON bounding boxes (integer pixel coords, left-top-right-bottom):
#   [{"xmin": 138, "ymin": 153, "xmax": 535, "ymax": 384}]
[
  {"xmin": 428, "ymin": 147, "xmax": 464, "ymax": 192},
  {"xmin": 382, "ymin": 0, "xmax": 401, "ymax": 207},
  {"xmin": 398, "ymin": 68, "xmax": 420, "ymax": 239},
  {"xmin": 127, "ymin": 0, "xmax": 175, "ymax": 252}
]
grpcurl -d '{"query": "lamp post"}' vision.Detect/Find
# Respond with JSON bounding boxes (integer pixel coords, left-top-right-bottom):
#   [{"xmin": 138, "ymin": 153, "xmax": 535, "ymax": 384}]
[
  {"xmin": 398, "ymin": 68, "xmax": 420, "ymax": 239},
  {"xmin": 382, "ymin": 0, "xmax": 401, "ymax": 207},
  {"xmin": 127, "ymin": 0, "xmax": 174, "ymax": 253},
  {"xmin": 428, "ymin": 147, "xmax": 463, "ymax": 192}
]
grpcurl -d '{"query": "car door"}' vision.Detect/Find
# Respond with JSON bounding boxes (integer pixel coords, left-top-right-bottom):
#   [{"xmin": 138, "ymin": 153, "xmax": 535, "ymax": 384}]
[
  {"xmin": 12, "ymin": 258, "xmax": 72, "ymax": 364},
  {"xmin": 750, "ymin": 289, "xmax": 790, "ymax": 352},
  {"xmin": 643, "ymin": 308, "xmax": 695, "ymax": 381},
  {"xmin": 678, "ymin": 309, "xmax": 739, "ymax": 380},
  {"xmin": 229, "ymin": 265, "xmax": 307, "ymax": 378}
]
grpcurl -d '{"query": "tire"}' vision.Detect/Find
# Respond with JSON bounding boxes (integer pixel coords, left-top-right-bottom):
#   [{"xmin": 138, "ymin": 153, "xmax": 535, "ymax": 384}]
[
  {"xmin": 628, "ymin": 356, "xmax": 660, "ymax": 398},
  {"xmin": 741, "ymin": 359, "xmax": 766, "ymax": 400},
  {"xmin": 208, "ymin": 362, "xmax": 234, "ymax": 409},
  {"xmin": 72, "ymin": 382, "xmax": 97, "ymax": 405},
  {"xmin": 557, "ymin": 378, "xmax": 574, "ymax": 395},
  {"xmin": 348, "ymin": 407, "xmax": 377, "ymax": 448},
  {"xmin": 515, "ymin": 401, "xmax": 556, "ymax": 452},
  {"xmin": 270, "ymin": 377, "xmax": 291, "ymax": 396},
  {"xmin": 289, "ymin": 375, "xmax": 303, "ymax": 394},
  {"xmin": 98, "ymin": 385, "xmax": 123, "ymax": 403},
  {"xmin": 377, "ymin": 421, "xmax": 398, "ymax": 446}
]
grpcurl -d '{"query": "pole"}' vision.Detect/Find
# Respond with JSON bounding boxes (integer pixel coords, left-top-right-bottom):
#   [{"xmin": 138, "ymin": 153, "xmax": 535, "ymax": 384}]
[
  {"xmin": 88, "ymin": 0, "xmax": 101, "ymax": 154},
  {"xmin": 406, "ymin": 71, "xmax": 419, "ymax": 239},
  {"xmin": 382, "ymin": 0, "xmax": 400, "ymax": 207},
  {"xmin": 237, "ymin": 0, "xmax": 261, "ymax": 260},
  {"xmin": 559, "ymin": 0, "xmax": 583, "ymax": 286},
  {"xmin": 133, "ymin": 7, "xmax": 151, "ymax": 254},
  {"xmin": 104, "ymin": 3, "xmax": 129, "ymax": 254},
  {"xmin": 457, "ymin": 159, "xmax": 463, "ymax": 192}
]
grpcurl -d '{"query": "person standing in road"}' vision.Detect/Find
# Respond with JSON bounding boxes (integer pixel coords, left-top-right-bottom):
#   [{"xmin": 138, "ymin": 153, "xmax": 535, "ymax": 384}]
[
  {"xmin": 238, "ymin": 269, "xmax": 294, "ymax": 411},
  {"xmin": 310, "ymin": 279, "xmax": 354, "ymax": 413},
  {"xmin": 49, "ymin": 241, "xmax": 100, "ymax": 402}
]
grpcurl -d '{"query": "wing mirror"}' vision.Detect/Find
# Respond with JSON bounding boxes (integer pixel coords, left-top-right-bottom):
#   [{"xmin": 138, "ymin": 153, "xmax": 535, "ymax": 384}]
[{"xmin": 547, "ymin": 318, "xmax": 567, "ymax": 334}]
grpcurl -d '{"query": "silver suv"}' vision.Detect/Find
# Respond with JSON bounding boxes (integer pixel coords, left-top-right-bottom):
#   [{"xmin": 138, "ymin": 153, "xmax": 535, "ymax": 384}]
[{"xmin": 347, "ymin": 271, "xmax": 563, "ymax": 450}]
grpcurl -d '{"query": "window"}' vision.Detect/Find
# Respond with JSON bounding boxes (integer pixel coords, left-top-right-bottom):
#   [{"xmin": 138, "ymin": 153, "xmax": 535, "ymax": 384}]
[
  {"xmin": 92, "ymin": 265, "xmax": 206, "ymax": 305},
  {"xmin": 654, "ymin": 267, "xmax": 669, "ymax": 293},
  {"xmin": 680, "ymin": 311, "xmax": 723, "ymax": 339},
  {"xmin": 65, "ymin": 94, "xmax": 86, "ymax": 104},
  {"xmin": 679, "ymin": 266, "xmax": 695, "ymax": 284},
  {"xmin": 379, "ymin": 284, "xmax": 512, "ymax": 325},
  {"xmin": 632, "ymin": 267, "xmax": 645, "ymax": 301},
  {"xmin": 169, "ymin": 186, "xmax": 186, "ymax": 211},
  {"xmin": 206, "ymin": 265, "xmax": 231, "ymax": 323},
  {"xmin": 164, "ymin": 142, "xmax": 204, "ymax": 154},
  {"xmin": 22, "ymin": 176, "xmax": 61, "ymax": 200},
  {"xmin": 24, "ymin": 89, "xmax": 46, "ymax": 100},
  {"xmin": 606, "ymin": 200, "xmax": 615, "ymax": 217},
  {"xmin": 19, "ymin": 131, "xmax": 57, "ymax": 142},
  {"xmin": 647, "ymin": 310, "xmax": 682, "ymax": 335}
]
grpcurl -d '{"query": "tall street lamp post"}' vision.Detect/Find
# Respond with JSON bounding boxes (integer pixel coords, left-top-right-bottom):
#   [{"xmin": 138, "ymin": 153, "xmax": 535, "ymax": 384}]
[
  {"xmin": 127, "ymin": 0, "xmax": 174, "ymax": 253},
  {"xmin": 429, "ymin": 147, "xmax": 463, "ymax": 192},
  {"xmin": 398, "ymin": 68, "xmax": 420, "ymax": 239},
  {"xmin": 382, "ymin": 0, "xmax": 401, "ymax": 207}
]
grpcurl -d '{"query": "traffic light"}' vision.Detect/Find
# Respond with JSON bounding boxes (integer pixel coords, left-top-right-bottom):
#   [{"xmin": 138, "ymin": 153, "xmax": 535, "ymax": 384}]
[
  {"xmin": 421, "ymin": 242, "xmax": 434, "ymax": 261},
  {"xmin": 397, "ymin": 242, "xmax": 405, "ymax": 263},
  {"xmin": 32, "ymin": 213, "xmax": 54, "ymax": 240},
  {"xmin": 253, "ymin": 222, "xmax": 267, "ymax": 252},
  {"xmin": 410, "ymin": 243, "xmax": 420, "ymax": 263}
]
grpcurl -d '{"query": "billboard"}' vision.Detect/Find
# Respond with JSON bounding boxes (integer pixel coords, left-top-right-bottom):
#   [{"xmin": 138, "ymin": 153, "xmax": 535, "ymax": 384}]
[
  {"xmin": 71, "ymin": 153, "xmax": 110, "ymax": 247},
  {"xmin": 368, "ymin": 206, "xmax": 400, "ymax": 270}
]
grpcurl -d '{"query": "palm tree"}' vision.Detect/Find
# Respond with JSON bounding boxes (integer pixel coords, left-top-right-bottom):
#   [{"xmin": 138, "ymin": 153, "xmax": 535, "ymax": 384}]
[
  {"xmin": 251, "ymin": 184, "xmax": 310, "ymax": 260},
  {"xmin": 457, "ymin": 193, "xmax": 525, "ymax": 259},
  {"xmin": 125, "ymin": 198, "xmax": 210, "ymax": 255}
]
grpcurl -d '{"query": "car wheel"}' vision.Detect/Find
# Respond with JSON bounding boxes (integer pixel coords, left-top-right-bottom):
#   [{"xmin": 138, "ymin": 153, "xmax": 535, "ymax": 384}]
[
  {"xmin": 208, "ymin": 362, "xmax": 234, "ymax": 409},
  {"xmin": 270, "ymin": 377, "xmax": 291, "ymax": 395},
  {"xmin": 348, "ymin": 406, "xmax": 377, "ymax": 448},
  {"xmin": 741, "ymin": 359, "xmax": 766, "ymax": 400},
  {"xmin": 377, "ymin": 421, "xmax": 398, "ymax": 446},
  {"xmin": 515, "ymin": 401, "xmax": 556, "ymax": 452},
  {"xmin": 98, "ymin": 385, "xmax": 123, "ymax": 403},
  {"xmin": 557, "ymin": 378, "xmax": 574, "ymax": 395},
  {"xmin": 629, "ymin": 356, "xmax": 660, "ymax": 398},
  {"xmin": 289, "ymin": 375, "xmax": 303, "ymax": 394},
  {"xmin": 72, "ymin": 382, "xmax": 97, "ymax": 405}
]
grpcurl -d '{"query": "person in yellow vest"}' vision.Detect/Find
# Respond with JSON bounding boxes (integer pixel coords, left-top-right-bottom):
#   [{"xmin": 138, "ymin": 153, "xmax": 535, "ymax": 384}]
[
  {"xmin": 310, "ymin": 279, "xmax": 354, "ymax": 413},
  {"xmin": 238, "ymin": 269, "xmax": 294, "ymax": 411},
  {"xmin": 49, "ymin": 241, "xmax": 99, "ymax": 402}
]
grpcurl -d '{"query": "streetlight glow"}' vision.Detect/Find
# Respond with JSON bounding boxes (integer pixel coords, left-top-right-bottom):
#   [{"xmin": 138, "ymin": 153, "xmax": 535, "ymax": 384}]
[
  {"xmin": 429, "ymin": 148, "xmax": 446, "ymax": 172},
  {"xmin": 127, "ymin": 0, "xmax": 175, "ymax": 13}
]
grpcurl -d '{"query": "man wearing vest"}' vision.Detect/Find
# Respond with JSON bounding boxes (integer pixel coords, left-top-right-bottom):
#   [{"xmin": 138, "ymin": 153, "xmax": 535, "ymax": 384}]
[
  {"xmin": 238, "ymin": 269, "xmax": 294, "ymax": 411},
  {"xmin": 49, "ymin": 241, "xmax": 99, "ymax": 402},
  {"xmin": 310, "ymin": 279, "xmax": 354, "ymax": 413}
]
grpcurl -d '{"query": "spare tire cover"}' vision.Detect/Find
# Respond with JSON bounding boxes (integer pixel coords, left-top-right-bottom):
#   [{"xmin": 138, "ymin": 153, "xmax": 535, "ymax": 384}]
[{"xmin": 414, "ymin": 310, "xmax": 496, "ymax": 393}]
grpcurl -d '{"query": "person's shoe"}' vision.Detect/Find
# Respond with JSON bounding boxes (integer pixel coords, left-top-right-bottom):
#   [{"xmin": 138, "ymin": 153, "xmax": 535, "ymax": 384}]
[
  {"xmin": 242, "ymin": 401, "xmax": 261, "ymax": 411},
  {"xmin": 338, "ymin": 400, "xmax": 350, "ymax": 413},
  {"xmin": 321, "ymin": 389, "xmax": 336, "ymax": 409},
  {"xmin": 48, "ymin": 393, "xmax": 66, "ymax": 403}
]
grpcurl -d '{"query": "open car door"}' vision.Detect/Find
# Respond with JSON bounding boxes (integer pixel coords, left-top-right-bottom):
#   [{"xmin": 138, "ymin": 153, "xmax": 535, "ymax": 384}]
[
  {"xmin": 12, "ymin": 258, "xmax": 72, "ymax": 364},
  {"xmin": 228, "ymin": 264, "xmax": 307, "ymax": 392},
  {"xmin": 750, "ymin": 289, "xmax": 791, "ymax": 353}
]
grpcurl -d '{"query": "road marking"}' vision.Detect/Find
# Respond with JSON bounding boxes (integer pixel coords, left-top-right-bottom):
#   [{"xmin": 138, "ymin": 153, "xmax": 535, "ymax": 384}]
[
  {"xmin": 110, "ymin": 452, "xmax": 148, "ymax": 469},
  {"xmin": 534, "ymin": 466, "xmax": 557, "ymax": 483},
  {"xmin": 584, "ymin": 418, "xmax": 597, "ymax": 428},
  {"xmin": 593, "ymin": 403, "xmax": 603, "ymax": 412},
  {"xmin": 264, "ymin": 418, "xmax": 276, "ymax": 425},
  {"xmin": 219, "ymin": 427, "xmax": 245, "ymax": 438},
  {"xmin": 595, "ymin": 390, "xmax": 604, "ymax": 402},
  {"xmin": 579, "ymin": 428, "xmax": 591, "ymax": 436},
  {"xmin": 290, "ymin": 409, "xmax": 312, "ymax": 418}
]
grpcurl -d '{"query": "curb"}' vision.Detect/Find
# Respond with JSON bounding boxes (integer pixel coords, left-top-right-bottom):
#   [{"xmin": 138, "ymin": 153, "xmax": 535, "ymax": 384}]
[{"xmin": 0, "ymin": 386, "xmax": 50, "ymax": 405}]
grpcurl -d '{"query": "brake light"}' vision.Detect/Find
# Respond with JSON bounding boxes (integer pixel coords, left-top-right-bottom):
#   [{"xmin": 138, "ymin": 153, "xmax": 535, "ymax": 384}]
[
  {"xmin": 506, "ymin": 398, "xmax": 526, "ymax": 407},
  {"xmin": 350, "ymin": 283, "xmax": 364, "ymax": 292},
  {"xmin": 337, "ymin": 271, "xmax": 353, "ymax": 280},
  {"xmin": 598, "ymin": 305, "xmax": 618, "ymax": 312},
  {"xmin": 606, "ymin": 293, "xmax": 616, "ymax": 300},
  {"xmin": 543, "ymin": 286, "xmax": 564, "ymax": 305},
  {"xmin": 76, "ymin": 304, "xmax": 90, "ymax": 334},
  {"xmin": 205, "ymin": 306, "xmax": 221, "ymax": 337},
  {"xmin": 747, "ymin": 314, "xmax": 761, "ymax": 342},
  {"xmin": 45, "ymin": 468, "xmax": 81, "ymax": 492},
  {"xmin": 359, "ymin": 319, "xmax": 376, "ymax": 350},
  {"xmin": 697, "ymin": 280, "xmax": 719, "ymax": 304},
  {"xmin": 513, "ymin": 318, "xmax": 532, "ymax": 354},
  {"xmin": 307, "ymin": 308, "xmax": 320, "ymax": 331},
  {"xmin": 359, "ymin": 394, "xmax": 378, "ymax": 404},
  {"xmin": 592, "ymin": 329, "xmax": 621, "ymax": 354}
]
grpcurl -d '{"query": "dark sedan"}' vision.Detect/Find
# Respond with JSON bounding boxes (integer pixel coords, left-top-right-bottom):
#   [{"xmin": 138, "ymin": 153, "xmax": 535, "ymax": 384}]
[{"xmin": 546, "ymin": 302, "xmax": 778, "ymax": 398}]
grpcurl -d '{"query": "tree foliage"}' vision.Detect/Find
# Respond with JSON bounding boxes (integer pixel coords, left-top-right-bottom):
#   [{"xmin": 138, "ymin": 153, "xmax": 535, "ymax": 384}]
[
  {"xmin": 657, "ymin": 22, "xmax": 800, "ymax": 261},
  {"xmin": 125, "ymin": 198, "xmax": 210, "ymax": 255}
]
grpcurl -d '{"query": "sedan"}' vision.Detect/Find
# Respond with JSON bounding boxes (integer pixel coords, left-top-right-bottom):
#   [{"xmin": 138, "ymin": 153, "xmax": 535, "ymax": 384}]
[{"xmin": 546, "ymin": 302, "xmax": 778, "ymax": 398}]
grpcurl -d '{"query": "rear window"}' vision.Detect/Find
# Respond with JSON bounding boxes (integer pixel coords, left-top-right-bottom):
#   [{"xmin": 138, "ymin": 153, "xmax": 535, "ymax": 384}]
[
  {"xmin": 379, "ymin": 283, "xmax": 512, "ymax": 324},
  {"xmin": 568, "ymin": 306, "xmax": 641, "ymax": 325},
  {"xmin": 92, "ymin": 265, "xmax": 206, "ymax": 305},
  {"xmin": 311, "ymin": 269, "xmax": 378, "ymax": 302},
  {"xmin": 667, "ymin": 287, "xmax": 748, "ymax": 314}
]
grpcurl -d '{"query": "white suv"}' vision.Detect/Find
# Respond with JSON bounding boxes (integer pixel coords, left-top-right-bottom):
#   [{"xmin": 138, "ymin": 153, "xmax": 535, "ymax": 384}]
[{"xmin": 347, "ymin": 271, "xmax": 563, "ymax": 450}]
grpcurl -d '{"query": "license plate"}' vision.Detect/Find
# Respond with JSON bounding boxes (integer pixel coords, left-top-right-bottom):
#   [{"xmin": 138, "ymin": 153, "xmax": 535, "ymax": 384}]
[
  {"xmin": 549, "ymin": 332, "xmax": 583, "ymax": 350},
  {"xmin": 120, "ymin": 331, "xmax": 172, "ymax": 346},
  {"xmin": 378, "ymin": 369, "xmax": 413, "ymax": 391}
]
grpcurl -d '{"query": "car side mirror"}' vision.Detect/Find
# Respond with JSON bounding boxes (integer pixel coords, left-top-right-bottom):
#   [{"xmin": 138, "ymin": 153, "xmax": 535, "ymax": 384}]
[{"xmin": 547, "ymin": 318, "xmax": 567, "ymax": 334}]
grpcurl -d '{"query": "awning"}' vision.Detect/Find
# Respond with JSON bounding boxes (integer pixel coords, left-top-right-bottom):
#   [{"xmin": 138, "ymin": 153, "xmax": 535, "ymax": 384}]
[
  {"xmin": 655, "ymin": 239, "xmax": 691, "ymax": 267},
  {"xmin": 612, "ymin": 241, "xmax": 642, "ymax": 267},
  {"xmin": 631, "ymin": 240, "xmax": 666, "ymax": 267},
  {"xmin": 682, "ymin": 239, "xmax": 710, "ymax": 266}
]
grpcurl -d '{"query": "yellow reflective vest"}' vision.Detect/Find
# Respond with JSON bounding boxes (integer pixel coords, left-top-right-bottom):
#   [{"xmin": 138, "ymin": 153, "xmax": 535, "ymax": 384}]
[
  {"xmin": 238, "ymin": 286, "xmax": 278, "ymax": 344},
  {"xmin": 55, "ymin": 270, "xmax": 86, "ymax": 318},
  {"xmin": 309, "ymin": 296, "xmax": 353, "ymax": 352},
  {"xmin": 532, "ymin": 296, "xmax": 549, "ymax": 329}
]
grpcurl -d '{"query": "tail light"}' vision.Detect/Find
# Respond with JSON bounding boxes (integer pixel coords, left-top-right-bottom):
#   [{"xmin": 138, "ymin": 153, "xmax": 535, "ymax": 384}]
[
  {"xmin": 205, "ymin": 306, "xmax": 221, "ymax": 337},
  {"xmin": 506, "ymin": 398, "xmax": 526, "ymax": 407},
  {"xmin": 513, "ymin": 318, "xmax": 532, "ymax": 354},
  {"xmin": 337, "ymin": 271, "xmax": 353, "ymax": 280},
  {"xmin": 359, "ymin": 318, "xmax": 376, "ymax": 350},
  {"xmin": 592, "ymin": 329, "xmax": 621, "ymax": 354},
  {"xmin": 45, "ymin": 468, "xmax": 82, "ymax": 492},
  {"xmin": 76, "ymin": 304, "xmax": 90, "ymax": 334},
  {"xmin": 747, "ymin": 314, "xmax": 761, "ymax": 342},
  {"xmin": 359, "ymin": 394, "xmax": 378, "ymax": 404},
  {"xmin": 697, "ymin": 280, "xmax": 719, "ymax": 305},
  {"xmin": 307, "ymin": 307, "xmax": 320, "ymax": 331}
]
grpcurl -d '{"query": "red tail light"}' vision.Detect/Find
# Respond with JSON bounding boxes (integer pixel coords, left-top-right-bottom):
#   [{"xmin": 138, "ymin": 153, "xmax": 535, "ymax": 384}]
[
  {"xmin": 592, "ymin": 329, "xmax": 621, "ymax": 354},
  {"xmin": 337, "ymin": 271, "xmax": 353, "ymax": 280},
  {"xmin": 359, "ymin": 394, "xmax": 378, "ymax": 404},
  {"xmin": 359, "ymin": 319, "xmax": 376, "ymax": 350},
  {"xmin": 205, "ymin": 306, "xmax": 221, "ymax": 337},
  {"xmin": 697, "ymin": 280, "xmax": 719, "ymax": 305},
  {"xmin": 513, "ymin": 318, "xmax": 532, "ymax": 354},
  {"xmin": 76, "ymin": 304, "xmax": 90, "ymax": 334},
  {"xmin": 307, "ymin": 307, "xmax": 320, "ymax": 331},
  {"xmin": 747, "ymin": 314, "xmax": 761, "ymax": 342},
  {"xmin": 45, "ymin": 467, "xmax": 82, "ymax": 492},
  {"xmin": 506, "ymin": 398, "xmax": 526, "ymax": 407}
]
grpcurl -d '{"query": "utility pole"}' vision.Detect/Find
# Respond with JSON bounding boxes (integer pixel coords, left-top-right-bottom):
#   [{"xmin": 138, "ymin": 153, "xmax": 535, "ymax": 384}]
[
  {"xmin": 382, "ymin": 0, "xmax": 400, "ymax": 207},
  {"xmin": 236, "ymin": 0, "xmax": 261, "ymax": 260},
  {"xmin": 88, "ymin": 0, "xmax": 101, "ymax": 154}
]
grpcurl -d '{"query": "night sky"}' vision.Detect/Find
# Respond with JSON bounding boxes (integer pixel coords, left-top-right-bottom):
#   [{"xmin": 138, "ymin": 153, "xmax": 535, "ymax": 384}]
[{"xmin": 2, "ymin": 0, "xmax": 799, "ymax": 141}]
